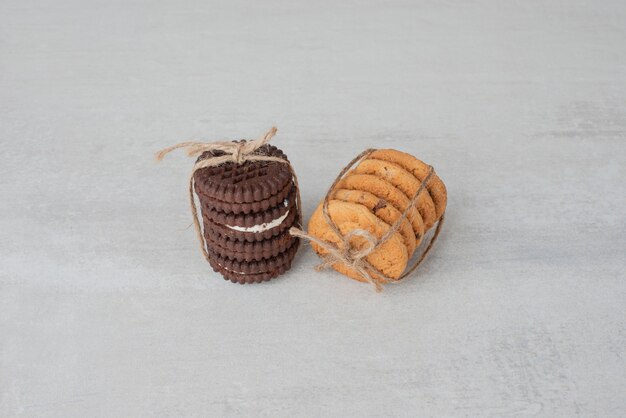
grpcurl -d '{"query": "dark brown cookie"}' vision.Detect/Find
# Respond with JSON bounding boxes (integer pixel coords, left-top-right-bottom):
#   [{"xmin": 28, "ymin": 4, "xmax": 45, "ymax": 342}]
[
  {"xmin": 207, "ymin": 240, "xmax": 299, "ymax": 284},
  {"xmin": 202, "ymin": 188, "xmax": 293, "ymax": 229},
  {"xmin": 204, "ymin": 227, "xmax": 298, "ymax": 262},
  {"xmin": 193, "ymin": 142, "xmax": 292, "ymax": 204},
  {"xmin": 203, "ymin": 200, "xmax": 299, "ymax": 242},
  {"xmin": 208, "ymin": 239, "xmax": 299, "ymax": 275},
  {"xmin": 208, "ymin": 256, "xmax": 292, "ymax": 284},
  {"xmin": 198, "ymin": 180, "xmax": 293, "ymax": 215}
]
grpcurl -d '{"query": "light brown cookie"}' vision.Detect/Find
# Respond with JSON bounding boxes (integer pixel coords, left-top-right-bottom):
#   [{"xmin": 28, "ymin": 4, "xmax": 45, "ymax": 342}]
[
  {"xmin": 330, "ymin": 188, "xmax": 418, "ymax": 256},
  {"xmin": 369, "ymin": 149, "xmax": 447, "ymax": 220},
  {"xmin": 334, "ymin": 173, "xmax": 425, "ymax": 239},
  {"xmin": 353, "ymin": 158, "xmax": 437, "ymax": 229},
  {"xmin": 307, "ymin": 200, "xmax": 408, "ymax": 282}
]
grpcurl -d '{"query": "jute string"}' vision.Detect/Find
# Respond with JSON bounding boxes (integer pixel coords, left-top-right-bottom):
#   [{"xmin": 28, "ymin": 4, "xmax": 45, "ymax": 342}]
[
  {"xmin": 155, "ymin": 127, "xmax": 302, "ymax": 263},
  {"xmin": 289, "ymin": 149, "xmax": 445, "ymax": 292}
]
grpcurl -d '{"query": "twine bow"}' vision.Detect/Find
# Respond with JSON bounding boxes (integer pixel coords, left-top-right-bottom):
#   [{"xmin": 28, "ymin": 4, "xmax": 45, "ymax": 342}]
[
  {"xmin": 155, "ymin": 127, "xmax": 302, "ymax": 263},
  {"xmin": 289, "ymin": 149, "xmax": 445, "ymax": 292},
  {"xmin": 155, "ymin": 126, "xmax": 280, "ymax": 166}
]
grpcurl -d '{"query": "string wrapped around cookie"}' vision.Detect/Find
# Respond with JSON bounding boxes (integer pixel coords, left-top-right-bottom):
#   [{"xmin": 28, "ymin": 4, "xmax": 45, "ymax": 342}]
[
  {"xmin": 156, "ymin": 127, "xmax": 303, "ymax": 284},
  {"xmin": 290, "ymin": 148, "xmax": 446, "ymax": 291}
]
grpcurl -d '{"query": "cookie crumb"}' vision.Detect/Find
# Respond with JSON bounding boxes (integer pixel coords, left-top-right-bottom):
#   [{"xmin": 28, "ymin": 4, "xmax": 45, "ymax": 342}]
[{"xmin": 373, "ymin": 199, "xmax": 387, "ymax": 212}]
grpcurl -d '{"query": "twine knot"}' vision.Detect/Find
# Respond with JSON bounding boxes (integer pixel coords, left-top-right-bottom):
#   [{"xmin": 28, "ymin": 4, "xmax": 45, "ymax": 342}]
[
  {"xmin": 291, "ymin": 224, "xmax": 386, "ymax": 291},
  {"xmin": 343, "ymin": 229, "xmax": 377, "ymax": 262},
  {"xmin": 232, "ymin": 142, "xmax": 246, "ymax": 165},
  {"xmin": 154, "ymin": 126, "xmax": 279, "ymax": 164}
]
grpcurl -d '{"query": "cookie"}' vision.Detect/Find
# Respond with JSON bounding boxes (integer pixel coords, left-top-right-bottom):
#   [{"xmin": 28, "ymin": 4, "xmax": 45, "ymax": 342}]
[
  {"xmin": 368, "ymin": 149, "xmax": 447, "ymax": 220},
  {"xmin": 334, "ymin": 173, "xmax": 425, "ymax": 239},
  {"xmin": 199, "ymin": 180, "xmax": 293, "ymax": 215},
  {"xmin": 207, "ymin": 254, "xmax": 293, "ymax": 284},
  {"xmin": 193, "ymin": 142, "xmax": 293, "ymax": 205},
  {"xmin": 208, "ymin": 239, "xmax": 299, "ymax": 275},
  {"xmin": 202, "ymin": 189, "xmax": 292, "ymax": 230},
  {"xmin": 330, "ymin": 188, "xmax": 419, "ymax": 256},
  {"xmin": 204, "ymin": 228, "xmax": 298, "ymax": 262},
  {"xmin": 352, "ymin": 158, "xmax": 437, "ymax": 229},
  {"xmin": 203, "ymin": 201, "xmax": 298, "ymax": 242},
  {"xmin": 307, "ymin": 200, "xmax": 408, "ymax": 282}
]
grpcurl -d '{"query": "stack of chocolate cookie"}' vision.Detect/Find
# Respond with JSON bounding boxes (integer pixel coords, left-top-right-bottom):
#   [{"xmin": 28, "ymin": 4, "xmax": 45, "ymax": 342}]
[
  {"xmin": 308, "ymin": 149, "xmax": 447, "ymax": 284},
  {"xmin": 193, "ymin": 142, "xmax": 300, "ymax": 284}
]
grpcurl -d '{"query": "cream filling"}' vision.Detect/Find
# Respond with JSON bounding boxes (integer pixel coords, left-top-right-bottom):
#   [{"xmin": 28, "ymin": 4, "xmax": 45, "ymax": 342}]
[
  {"xmin": 225, "ymin": 199, "xmax": 290, "ymax": 233},
  {"xmin": 220, "ymin": 264, "xmax": 248, "ymax": 275}
]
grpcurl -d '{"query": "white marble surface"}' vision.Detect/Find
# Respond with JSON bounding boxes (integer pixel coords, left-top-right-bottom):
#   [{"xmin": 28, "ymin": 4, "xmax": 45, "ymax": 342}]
[{"xmin": 1, "ymin": 0, "xmax": 625, "ymax": 416}]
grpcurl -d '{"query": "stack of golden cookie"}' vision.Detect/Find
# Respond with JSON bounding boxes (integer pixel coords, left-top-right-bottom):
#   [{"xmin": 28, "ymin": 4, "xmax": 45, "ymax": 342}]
[{"xmin": 308, "ymin": 149, "xmax": 447, "ymax": 284}]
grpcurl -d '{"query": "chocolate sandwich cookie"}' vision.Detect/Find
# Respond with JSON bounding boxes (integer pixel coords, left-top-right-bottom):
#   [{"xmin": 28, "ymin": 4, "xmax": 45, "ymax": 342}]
[
  {"xmin": 207, "ymin": 239, "xmax": 299, "ymax": 284},
  {"xmin": 203, "ymin": 198, "xmax": 299, "ymax": 242},
  {"xmin": 202, "ymin": 189, "xmax": 293, "ymax": 229},
  {"xmin": 200, "ymin": 180, "xmax": 293, "ymax": 215},
  {"xmin": 193, "ymin": 142, "xmax": 293, "ymax": 207},
  {"xmin": 156, "ymin": 127, "xmax": 301, "ymax": 285},
  {"xmin": 208, "ymin": 256, "xmax": 292, "ymax": 284},
  {"xmin": 204, "ymin": 228, "xmax": 298, "ymax": 262},
  {"xmin": 208, "ymin": 239, "xmax": 299, "ymax": 275}
]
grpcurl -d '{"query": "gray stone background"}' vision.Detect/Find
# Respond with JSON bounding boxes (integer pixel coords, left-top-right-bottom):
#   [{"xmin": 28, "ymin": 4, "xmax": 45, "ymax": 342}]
[{"xmin": 1, "ymin": 0, "xmax": 625, "ymax": 416}]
